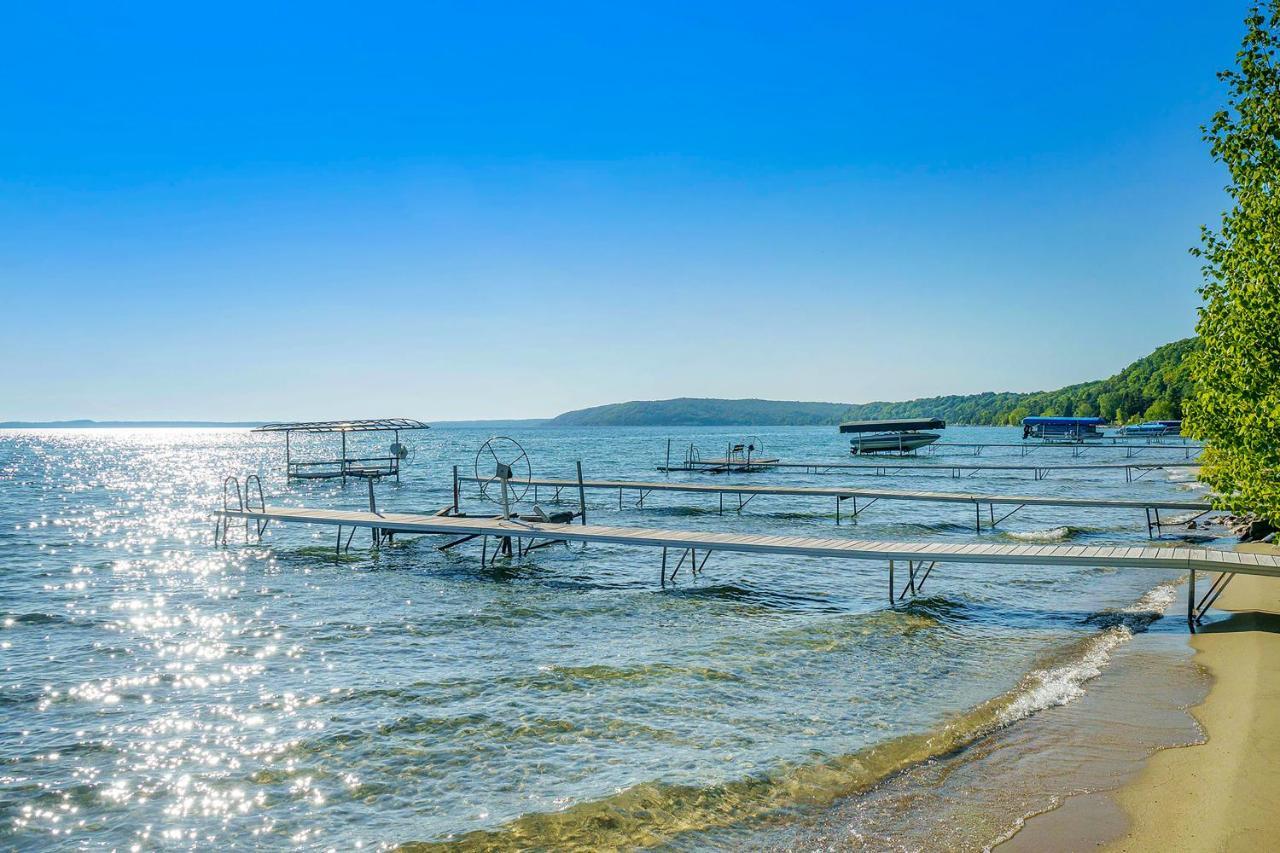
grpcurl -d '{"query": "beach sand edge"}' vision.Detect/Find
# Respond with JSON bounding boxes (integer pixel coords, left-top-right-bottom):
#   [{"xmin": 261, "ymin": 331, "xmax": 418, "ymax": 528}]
[{"xmin": 1105, "ymin": 541, "xmax": 1280, "ymax": 851}]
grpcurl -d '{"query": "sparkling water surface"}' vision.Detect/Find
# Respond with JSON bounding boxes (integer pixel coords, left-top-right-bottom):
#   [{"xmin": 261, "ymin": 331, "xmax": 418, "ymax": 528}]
[{"xmin": 0, "ymin": 426, "xmax": 1211, "ymax": 848}]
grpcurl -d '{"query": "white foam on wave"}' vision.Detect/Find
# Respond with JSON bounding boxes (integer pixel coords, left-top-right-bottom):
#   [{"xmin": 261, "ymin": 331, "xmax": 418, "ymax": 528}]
[
  {"xmin": 996, "ymin": 583, "xmax": 1177, "ymax": 727},
  {"xmin": 1005, "ymin": 526, "xmax": 1072, "ymax": 542}
]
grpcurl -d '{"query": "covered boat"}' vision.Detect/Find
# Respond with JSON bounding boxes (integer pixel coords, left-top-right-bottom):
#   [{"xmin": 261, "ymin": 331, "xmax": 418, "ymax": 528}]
[
  {"xmin": 1021, "ymin": 416, "xmax": 1105, "ymax": 442},
  {"xmin": 840, "ymin": 418, "xmax": 945, "ymax": 455}
]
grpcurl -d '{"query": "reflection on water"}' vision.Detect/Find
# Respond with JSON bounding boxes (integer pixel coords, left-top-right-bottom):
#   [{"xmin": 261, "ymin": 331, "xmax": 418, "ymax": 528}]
[{"xmin": 0, "ymin": 426, "xmax": 1209, "ymax": 848}]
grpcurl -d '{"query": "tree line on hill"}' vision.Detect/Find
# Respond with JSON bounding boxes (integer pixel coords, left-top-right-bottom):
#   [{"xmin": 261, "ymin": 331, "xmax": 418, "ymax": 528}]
[
  {"xmin": 548, "ymin": 337, "xmax": 1198, "ymax": 427},
  {"xmin": 841, "ymin": 338, "xmax": 1197, "ymax": 426}
]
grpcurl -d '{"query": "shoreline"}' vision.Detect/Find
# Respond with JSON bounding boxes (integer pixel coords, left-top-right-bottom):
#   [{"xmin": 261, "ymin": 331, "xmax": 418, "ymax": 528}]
[
  {"xmin": 1010, "ymin": 542, "xmax": 1280, "ymax": 851},
  {"xmin": 1107, "ymin": 542, "xmax": 1280, "ymax": 850}
]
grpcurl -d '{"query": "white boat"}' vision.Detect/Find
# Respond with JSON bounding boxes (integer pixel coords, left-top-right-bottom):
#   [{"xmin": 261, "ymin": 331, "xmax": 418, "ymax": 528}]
[{"xmin": 1116, "ymin": 420, "xmax": 1182, "ymax": 438}]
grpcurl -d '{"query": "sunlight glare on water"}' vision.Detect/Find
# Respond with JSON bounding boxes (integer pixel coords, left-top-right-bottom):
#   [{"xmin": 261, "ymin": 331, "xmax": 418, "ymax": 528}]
[{"xmin": 0, "ymin": 426, "xmax": 1211, "ymax": 848}]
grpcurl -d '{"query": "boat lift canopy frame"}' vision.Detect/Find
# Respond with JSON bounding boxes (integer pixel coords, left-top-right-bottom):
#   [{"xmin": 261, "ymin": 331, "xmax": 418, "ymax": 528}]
[{"xmin": 253, "ymin": 418, "xmax": 430, "ymax": 483}]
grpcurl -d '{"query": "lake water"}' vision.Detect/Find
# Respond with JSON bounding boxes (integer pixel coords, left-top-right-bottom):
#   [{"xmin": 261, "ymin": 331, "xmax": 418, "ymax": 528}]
[{"xmin": 0, "ymin": 426, "xmax": 1213, "ymax": 849}]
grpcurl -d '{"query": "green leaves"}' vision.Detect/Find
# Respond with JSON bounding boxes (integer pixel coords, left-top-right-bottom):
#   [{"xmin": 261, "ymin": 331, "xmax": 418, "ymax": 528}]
[{"xmin": 1185, "ymin": 3, "xmax": 1280, "ymax": 524}]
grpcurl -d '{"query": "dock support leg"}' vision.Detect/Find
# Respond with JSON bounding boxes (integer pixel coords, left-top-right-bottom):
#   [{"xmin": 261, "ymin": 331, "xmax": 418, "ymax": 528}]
[
  {"xmin": 336, "ymin": 525, "xmax": 342, "ymax": 558},
  {"xmin": 661, "ymin": 547, "xmax": 667, "ymax": 588},
  {"xmin": 452, "ymin": 466, "xmax": 459, "ymax": 515},
  {"xmin": 1187, "ymin": 569, "xmax": 1196, "ymax": 628},
  {"xmin": 836, "ymin": 496, "xmax": 840, "ymax": 525},
  {"xmin": 577, "ymin": 461, "xmax": 588, "ymax": 525},
  {"xmin": 975, "ymin": 503, "xmax": 980, "ymax": 533},
  {"xmin": 888, "ymin": 560, "xmax": 895, "ymax": 605},
  {"xmin": 1193, "ymin": 572, "xmax": 1237, "ymax": 625}
]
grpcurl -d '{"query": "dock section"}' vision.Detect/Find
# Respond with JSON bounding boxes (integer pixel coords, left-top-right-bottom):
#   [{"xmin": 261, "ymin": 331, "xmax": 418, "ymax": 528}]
[
  {"xmin": 926, "ymin": 441, "xmax": 1203, "ymax": 459},
  {"xmin": 659, "ymin": 457, "xmax": 1200, "ymax": 482},
  {"xmin": 214, "ymin": 504, "xmax": 1279, "ymax": 625},
  {"xmin": 459, "ymin": 475, "xmax": 1212, "ymax": 534}
]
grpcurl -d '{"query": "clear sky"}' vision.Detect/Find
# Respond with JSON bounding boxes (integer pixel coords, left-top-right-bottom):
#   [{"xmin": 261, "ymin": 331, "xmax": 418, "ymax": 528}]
[{"xmin": 0, "ymin": 2, "xmax": 1246, "ymax": 421}]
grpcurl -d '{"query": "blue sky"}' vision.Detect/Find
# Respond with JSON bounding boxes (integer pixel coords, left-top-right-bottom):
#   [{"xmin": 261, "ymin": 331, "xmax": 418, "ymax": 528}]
[{"xmin": 0, "ymin": 2, "xmax": 1245, "ymax": 420}]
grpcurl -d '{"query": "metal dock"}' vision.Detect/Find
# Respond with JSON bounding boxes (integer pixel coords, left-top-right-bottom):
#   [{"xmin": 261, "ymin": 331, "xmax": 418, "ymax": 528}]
[
  {"xmin": 659, "ymin": 457, "xmax": 1200, "ymax": 482},
  {"xmin": 459, "ymin": 474, "xmax": 1212, "ymax": 535},
  {"xmin": 926, "ymin": 441, "xmax": 1203, "ymax": 459},
  {"xmin": 214, "ymin": 504, "xmax": 1276, "ymax": 626}
]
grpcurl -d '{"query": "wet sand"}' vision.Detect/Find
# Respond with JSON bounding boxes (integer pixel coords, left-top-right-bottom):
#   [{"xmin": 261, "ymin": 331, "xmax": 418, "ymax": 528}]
[
  {"xmin": 1105, "ymin": 542, "xmax": 1280, "ymax": 851},
  {"xmin": 1008, "ymin": 542, "xmax": 1280, "ymax": 851}
]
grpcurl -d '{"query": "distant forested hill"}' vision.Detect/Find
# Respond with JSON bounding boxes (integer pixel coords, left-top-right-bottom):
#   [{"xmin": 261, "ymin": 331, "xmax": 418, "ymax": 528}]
[
  {"xmin": 838, "ymin": 338, "xmax": 1197, "ymax": 426},
  {"xmin": 547, "ymin": 398, "xmax": 852, "ymax": 426},
  {"xmin": 546, "ymin": 338, "xmax": 1198, "ymax": 427}
]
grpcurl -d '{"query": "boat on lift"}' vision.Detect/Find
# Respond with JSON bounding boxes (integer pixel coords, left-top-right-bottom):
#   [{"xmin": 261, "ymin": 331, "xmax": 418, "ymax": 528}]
[
  {"xmin": 1021, "ymin": 416, "xmax": 1106, "ymax": 442},
  {"xmin": 840, "ymin": 418, "xmax": 945, "ymax": 455},
  {"xmin": 1116, "ymin": 420, "xmax": 1182, "ymax": 438}
]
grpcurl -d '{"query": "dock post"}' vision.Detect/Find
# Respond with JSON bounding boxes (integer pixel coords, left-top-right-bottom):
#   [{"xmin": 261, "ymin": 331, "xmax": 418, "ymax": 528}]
[
  {"xmin": 975, "ymin": 503, "xmax": 981, "ymax": 533},
  {"xmin": 661, "ymin": 547, "xmax": 667, "ymax": 588},
  {"xmin": 666, "ymin": 438, "xmax": 671, "ymax": 472},
  {"xmin": 836, "ymin": 496, "xmax": 840, "ymax": 525},
  {"xmin": 368, "ymin": 478, "xmax": 379, "ymax": 548},
  {"xmin": 576, "ymin": 461, "xmax": 587, "ymax": 525},
  {"xmin": 341, "ymin": 432, "xmax": 347, "ymax": 486},
  {"xmin": 285, "ymin": 431, "xmax": 291, "ymax": 481},
  {"xmin": 1188, "ymin": 569, "xmax": 1196, "ymax": 627},
  {"xmin": 888, "ymin": 560, "xmax": 895, "ymax": 605},
  {"xmin": 452, "ymin": 466, "xmax": 459, "ymax": 515}
]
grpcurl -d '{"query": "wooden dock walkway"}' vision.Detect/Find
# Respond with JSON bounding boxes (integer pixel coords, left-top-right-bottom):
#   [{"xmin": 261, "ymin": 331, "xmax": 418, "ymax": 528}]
[
  {"xmin": 460, "ymin": 475, "xmax": 1212, "ymax": 533},
  {"xmin": 660, "ymin": 458, "xmax": 1200, "ymax": 482},
  {"xmin": 214, "ymin": 504, "xmax": 1279, "ymax": 625}
]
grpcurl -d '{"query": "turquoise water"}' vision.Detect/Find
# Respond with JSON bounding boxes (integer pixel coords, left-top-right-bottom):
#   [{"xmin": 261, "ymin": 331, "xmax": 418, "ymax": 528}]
[{"xmin": 0, "ymin": 426, "xmax": 1212, "ymax": 848}]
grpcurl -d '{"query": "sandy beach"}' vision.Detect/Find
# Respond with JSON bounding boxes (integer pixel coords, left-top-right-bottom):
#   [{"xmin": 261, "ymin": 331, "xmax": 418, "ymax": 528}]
[{"xmin": 1105, "ymin": 542, "xmax": 1280, "ymax": 851}]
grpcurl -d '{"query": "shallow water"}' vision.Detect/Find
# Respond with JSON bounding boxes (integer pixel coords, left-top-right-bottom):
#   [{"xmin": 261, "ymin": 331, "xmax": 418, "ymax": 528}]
[{"xmin": 0, "ymin": 425, "xmax": 1211, "ymax": 848}]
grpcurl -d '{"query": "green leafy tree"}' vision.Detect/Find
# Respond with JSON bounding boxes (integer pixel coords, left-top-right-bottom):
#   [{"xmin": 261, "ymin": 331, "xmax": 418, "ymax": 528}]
[
  {"xmin": 1096, "ymin": 392, "xmax": 1122, "ymax": 423},
  {"xmin": 1186, "ymin": 4, "xmax": 1280, "ymax": 523}
]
